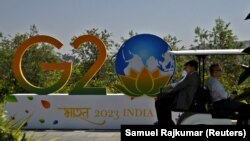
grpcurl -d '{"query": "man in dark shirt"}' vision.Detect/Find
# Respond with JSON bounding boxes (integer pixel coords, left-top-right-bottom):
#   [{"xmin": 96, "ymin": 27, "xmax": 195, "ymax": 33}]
[{"xmin": 155, "ymin": 60, "xmax": 200, "ymax": 125}]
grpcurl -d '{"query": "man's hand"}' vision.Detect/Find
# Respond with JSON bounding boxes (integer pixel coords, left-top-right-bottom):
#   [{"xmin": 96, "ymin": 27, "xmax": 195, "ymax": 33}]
[{"xmin": 160, "ymin": 85, "xmax": 171, "ymax": 94}]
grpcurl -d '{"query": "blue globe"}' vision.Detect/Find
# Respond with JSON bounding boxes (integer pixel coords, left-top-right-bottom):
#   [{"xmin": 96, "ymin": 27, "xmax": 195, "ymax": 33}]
[{"xmin": 115, "ymin": 34, "xmax": 176, "ymax": 77}]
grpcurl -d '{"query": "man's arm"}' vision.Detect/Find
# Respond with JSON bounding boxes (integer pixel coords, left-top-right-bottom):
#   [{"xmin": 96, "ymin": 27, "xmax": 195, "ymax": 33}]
[
  {"xmin": 170, "ymin": 74, "xmax": 191, "ymax": 93},
  {"xmin": 210, "ymin": 81, "xmax": 229, "ymax": 101}
]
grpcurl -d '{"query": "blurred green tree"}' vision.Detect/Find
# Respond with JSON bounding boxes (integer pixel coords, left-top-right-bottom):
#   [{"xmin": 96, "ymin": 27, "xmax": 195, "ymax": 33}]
[{"xmin": 191, "ymin": 18, "xmax": 245, "ymax": 92}]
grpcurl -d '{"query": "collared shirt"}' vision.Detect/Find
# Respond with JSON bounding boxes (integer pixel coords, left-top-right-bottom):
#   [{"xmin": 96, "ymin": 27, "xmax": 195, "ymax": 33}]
[
  {"xmin": 170, "ymin": 70, "xmax": 187, "ymax": 88},
  {"xmin": 207, "ymin": 77, "xmax": 230, "ymax": 102}
]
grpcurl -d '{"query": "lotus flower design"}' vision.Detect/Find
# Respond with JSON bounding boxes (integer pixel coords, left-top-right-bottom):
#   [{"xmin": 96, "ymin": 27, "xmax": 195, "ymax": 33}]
[
  {"xmin": 114, "ymin": 68, "xmax": 170, "ymax": 97},
  {"xmin": 114, "ymin": 34, "xmax": 175, "ymax": 97}
]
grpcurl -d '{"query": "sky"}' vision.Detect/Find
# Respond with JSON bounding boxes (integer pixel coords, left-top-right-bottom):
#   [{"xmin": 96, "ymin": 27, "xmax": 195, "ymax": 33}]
[{"xmin": 0, "ymin": 0, "xmax": 250, "ymax": 53}]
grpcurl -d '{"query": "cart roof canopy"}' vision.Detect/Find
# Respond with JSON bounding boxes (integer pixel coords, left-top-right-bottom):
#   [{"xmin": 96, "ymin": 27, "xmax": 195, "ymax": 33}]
[{"xmin": 169, "ymin": 49, "xmax": 247, "ymax": 55}]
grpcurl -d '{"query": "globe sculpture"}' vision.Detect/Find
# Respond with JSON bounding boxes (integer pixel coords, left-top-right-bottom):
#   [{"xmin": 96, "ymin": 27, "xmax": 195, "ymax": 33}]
[{"xmin": 114, "ymin": 34, "xmax": 176, "ymax": 97}]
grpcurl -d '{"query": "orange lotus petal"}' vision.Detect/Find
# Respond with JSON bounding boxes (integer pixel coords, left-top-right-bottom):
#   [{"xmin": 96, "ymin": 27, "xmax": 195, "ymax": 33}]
[
  {"xmin": 146, "ymin": 75, "xmax": 170, "ymax": 96},
  {"xmin": 152, "ymin": 69, "xmax": 160, "ymax": 78},
  {"xmin": 136, "ymin": 68, "xmax": 153, "ymax": 93},
  {"xmin": 129, "ymin": 69, "xmax": 138, "ymax": 78},
  {"xmin": 41, "ymin": 100, "xmax": 51, "ymax": 109},
  {"xmin": 119, "ymin": 75, "xmax": 142, "ymax": 94}
]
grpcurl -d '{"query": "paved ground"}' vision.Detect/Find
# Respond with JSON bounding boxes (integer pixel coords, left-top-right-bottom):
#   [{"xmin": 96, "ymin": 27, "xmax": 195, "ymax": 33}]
[{"xmin": 25, "ymin": 130, "xmax": 121, "ymax": 141}]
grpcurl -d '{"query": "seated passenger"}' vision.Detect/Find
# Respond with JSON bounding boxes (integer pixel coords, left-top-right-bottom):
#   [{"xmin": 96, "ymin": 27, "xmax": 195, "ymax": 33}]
[
  {"xmin": 155, "ymin": 60, "xmax": 200, "ymax": 125},
  {"xmin": 207, "ymin": 64, "xmax": 250, "ymax": 124}
]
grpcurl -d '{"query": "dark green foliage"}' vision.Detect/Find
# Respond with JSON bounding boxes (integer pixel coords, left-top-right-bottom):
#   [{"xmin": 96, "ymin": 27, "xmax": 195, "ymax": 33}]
[{"xmin": 191, "ymin": 18, "xmax": 245, "ymax": 93}]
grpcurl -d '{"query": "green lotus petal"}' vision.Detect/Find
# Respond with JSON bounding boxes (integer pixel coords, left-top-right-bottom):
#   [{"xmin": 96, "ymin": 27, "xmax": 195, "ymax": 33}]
[
  {"xmin": 119, "ymin": 75, "xmax": 142, "ymax": 94},
  {"xmin": 136, "ymin": 68, "xmax": 153, "ymax": 93},
  {"xmin": 146, "ymin": 75, "xmax": 170, "ymax": 97},
  {"xmin": 113, "ymin": 84, "xmax": 142, "ymax": 97},
  {"xmin": 6, "ymin": 95, "xmax": 18, "ymax": 103}
]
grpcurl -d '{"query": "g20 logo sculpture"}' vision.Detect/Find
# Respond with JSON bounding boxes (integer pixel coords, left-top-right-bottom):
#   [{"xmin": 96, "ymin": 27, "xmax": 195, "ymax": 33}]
[
  {"xmin": 13, "ymin": 34, "xmax": 176, "ymax": 96},
  {"xmin": 13, "ymin": 35, "xmax": 106, "ymax": 95},
  {"xmin": 114, "ymin": 34, "xmax": 175, "ymax": 97}
]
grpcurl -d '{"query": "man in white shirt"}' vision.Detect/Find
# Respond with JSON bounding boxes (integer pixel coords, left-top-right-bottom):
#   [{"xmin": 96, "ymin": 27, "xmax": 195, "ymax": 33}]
[
  {"xmin": 207, "ymin": 64, "xmax": 250, "ymax": 124},
  {"xmin": 207, "ymin": 65, "xmax": 236, "ymax": 102}
]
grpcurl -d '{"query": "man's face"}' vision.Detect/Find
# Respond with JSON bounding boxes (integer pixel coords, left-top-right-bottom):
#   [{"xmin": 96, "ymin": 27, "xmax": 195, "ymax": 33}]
[
  {"xmin": 184, "ymin": 65, "xmax": 193, "ymax": 74},
  {"xmin": 213, "ymin": 66, "xmax": 222, "ymax": 78}
]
